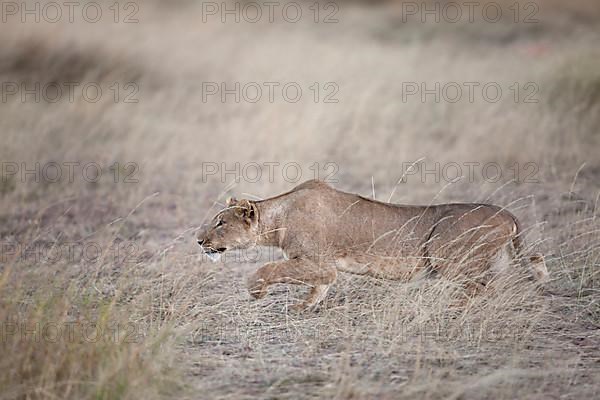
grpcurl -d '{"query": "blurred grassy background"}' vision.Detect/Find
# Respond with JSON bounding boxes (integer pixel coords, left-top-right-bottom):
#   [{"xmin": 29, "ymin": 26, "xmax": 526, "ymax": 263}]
[{"xmin": 0, "ymin": 1, "xmax": 599, "ymax": 399}]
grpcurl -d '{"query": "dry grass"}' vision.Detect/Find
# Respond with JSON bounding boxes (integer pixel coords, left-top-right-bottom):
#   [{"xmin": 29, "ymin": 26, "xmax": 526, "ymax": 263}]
[{"xmin": 0, "ymin": 0, "xmax": 599, "ymax": 399}]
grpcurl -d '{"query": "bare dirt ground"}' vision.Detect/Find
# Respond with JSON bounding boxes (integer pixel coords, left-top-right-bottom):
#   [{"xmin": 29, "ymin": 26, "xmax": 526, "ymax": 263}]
[{"xmin": 1, "ymin": 1, "xmax": 599, "ymax": 399}]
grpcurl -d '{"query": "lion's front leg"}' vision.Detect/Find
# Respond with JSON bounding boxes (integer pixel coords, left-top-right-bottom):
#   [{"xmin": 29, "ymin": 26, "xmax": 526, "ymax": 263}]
[{"xmin": 246, "ymin": 258, "xmax": 337, "ymax": 310}]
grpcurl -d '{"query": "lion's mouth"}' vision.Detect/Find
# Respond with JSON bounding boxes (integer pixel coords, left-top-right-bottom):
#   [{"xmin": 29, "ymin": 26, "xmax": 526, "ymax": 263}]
[
  {"xmin": 205, "ymin": 247, "xmax": 226, "ymax": 254},
  {"xmin": 199, "ymin": 243, "xmax": 227, "ymax": 253},
  {"xmin": 201, "ymin": 246, "xmax": 226, "ymax": 263}
]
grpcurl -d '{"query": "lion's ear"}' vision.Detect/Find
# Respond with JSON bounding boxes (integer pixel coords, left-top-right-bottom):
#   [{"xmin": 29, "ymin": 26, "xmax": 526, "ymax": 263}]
[
  {"xmin": 226, "ymin": 196, "xmax": 237, "ymax": 206},
  {"xmin": 236, "ymin": 199, "xmax": 257, "ymax": 223}
]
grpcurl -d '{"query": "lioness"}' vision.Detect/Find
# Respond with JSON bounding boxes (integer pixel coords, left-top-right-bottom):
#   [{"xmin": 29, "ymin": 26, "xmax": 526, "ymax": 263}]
[{"xmin": 197, "ymin": 180, "xmax": 548, "ymax": 309}]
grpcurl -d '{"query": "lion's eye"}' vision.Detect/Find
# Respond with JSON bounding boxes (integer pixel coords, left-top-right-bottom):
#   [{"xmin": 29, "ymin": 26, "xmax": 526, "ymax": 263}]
[{"xmin": 215, "ymin": 220, "xmax": 224, "ymax": 228}]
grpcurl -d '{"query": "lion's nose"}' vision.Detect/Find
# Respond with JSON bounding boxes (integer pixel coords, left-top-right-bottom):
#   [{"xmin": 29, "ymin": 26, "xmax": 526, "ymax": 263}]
[{"xmin": 197, "ymin": 239, "xmax": 204, "ymax": 246}]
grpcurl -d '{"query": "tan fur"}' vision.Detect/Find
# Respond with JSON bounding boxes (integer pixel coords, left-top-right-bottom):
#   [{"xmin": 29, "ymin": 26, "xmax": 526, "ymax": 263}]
[{"xmin": 197, "ymin": 180, "xmax": 549, "ymax": 310}]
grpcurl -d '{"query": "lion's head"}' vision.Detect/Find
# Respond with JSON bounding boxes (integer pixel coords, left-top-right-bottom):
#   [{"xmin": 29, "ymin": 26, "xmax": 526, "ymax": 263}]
[{"xmin": 197, "ymin": 197, "xmax": 259, "ymax": 261}]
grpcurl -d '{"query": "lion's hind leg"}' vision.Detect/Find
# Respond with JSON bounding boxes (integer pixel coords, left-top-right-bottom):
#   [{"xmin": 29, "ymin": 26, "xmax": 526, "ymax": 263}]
[
  {"xmin": 528, "ymin": 254, "xmax": 549, "ymax": 283},
  {"xmin": 425, "ymin": 215, "xmax": 517, "ymax": 296}
]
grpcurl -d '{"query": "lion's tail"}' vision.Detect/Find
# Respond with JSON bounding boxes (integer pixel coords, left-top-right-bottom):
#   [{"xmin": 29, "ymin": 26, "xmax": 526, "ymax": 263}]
[{"xmin": 511, "ymin": 216, "xmax": 550, "ymax": 284}]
